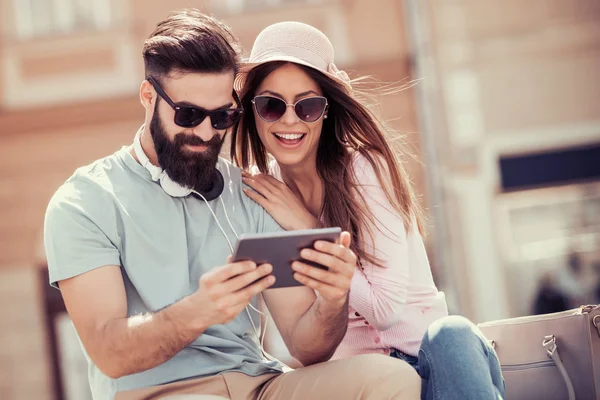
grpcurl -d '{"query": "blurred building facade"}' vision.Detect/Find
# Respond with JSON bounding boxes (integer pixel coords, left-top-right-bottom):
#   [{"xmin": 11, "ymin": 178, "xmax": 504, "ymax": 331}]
[
  {"xmin": 0, "ymin": 0, "xmax": 598, "ymax": 399},
  {"xmin": 410, "ymin": 0, "xmax": 600, "ymax": 322}
]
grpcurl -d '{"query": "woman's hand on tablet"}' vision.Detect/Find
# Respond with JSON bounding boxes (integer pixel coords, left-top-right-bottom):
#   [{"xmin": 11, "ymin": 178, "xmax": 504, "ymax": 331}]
[
  {"xmin": 291, "ymin": 231, "xmax": 356, "ymax": 307},
  {"xmin": 241, "ymin": 171, "xmax": 319, "ymax": 231}
]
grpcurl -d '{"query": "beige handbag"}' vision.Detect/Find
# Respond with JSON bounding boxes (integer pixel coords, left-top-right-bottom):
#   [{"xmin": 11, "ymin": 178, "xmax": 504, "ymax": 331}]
[{"xmin": 478, "ymin": 305, "xmax": 600, "ymax": 400}]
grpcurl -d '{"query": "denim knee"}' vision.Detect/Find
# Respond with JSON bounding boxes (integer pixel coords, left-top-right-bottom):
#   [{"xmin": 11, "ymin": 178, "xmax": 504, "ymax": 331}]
[{"xmin": 421, "ymin": 315, "xmax": 487, "ymax": 356}]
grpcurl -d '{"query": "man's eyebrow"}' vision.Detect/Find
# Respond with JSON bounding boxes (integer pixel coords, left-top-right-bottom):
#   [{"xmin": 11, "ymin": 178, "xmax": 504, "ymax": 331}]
[{"xmin": 177, "ymin": 101, "xmax": 234, "ymax": 110}]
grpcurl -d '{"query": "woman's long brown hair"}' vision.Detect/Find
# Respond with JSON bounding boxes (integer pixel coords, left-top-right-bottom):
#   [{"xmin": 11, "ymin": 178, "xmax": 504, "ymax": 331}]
[{"xmin": 231, "ymin": 61, "xmax": 423, "ymax": 268}]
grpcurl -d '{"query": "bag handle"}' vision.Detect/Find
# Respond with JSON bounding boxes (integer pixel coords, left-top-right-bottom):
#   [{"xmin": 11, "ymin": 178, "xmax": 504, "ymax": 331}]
[{"xmin": 543, "ymin": 335, "xmax": 576, "ymax": 400}]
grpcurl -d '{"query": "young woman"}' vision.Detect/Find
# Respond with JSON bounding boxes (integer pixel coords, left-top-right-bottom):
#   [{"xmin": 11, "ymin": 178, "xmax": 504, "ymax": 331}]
[{"xmin": 231, "ymin": 21, "xmax": 505, "ymax": 400}]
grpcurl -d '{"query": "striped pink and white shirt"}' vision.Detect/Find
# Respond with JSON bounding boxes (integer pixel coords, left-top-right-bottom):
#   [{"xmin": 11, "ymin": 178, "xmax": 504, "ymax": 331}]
[{"xmin": 269, "ymin": 153, "xmax": 448, "ymax": 357}]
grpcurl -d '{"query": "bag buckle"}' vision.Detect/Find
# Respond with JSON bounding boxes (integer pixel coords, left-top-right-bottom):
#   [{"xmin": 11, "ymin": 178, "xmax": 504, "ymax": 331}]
[
  {"xmin": 543, "ymin": 335, "xmax": 557, "ymax": 357},
  {"xmin": 594, "ymin": 315, "xmax": 600, "ymax": 338}
]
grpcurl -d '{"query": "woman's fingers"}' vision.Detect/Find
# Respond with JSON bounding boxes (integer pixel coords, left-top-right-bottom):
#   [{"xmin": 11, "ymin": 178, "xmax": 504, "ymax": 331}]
[
  {"xmin": 312, "ymin": 240, "xmax": 357, "ymax": 267},
  {"xmin": 292, "ymin": 272, "xmax": 346, "ymax": 300},
  {"xmin": 339, "ymin": 231, "xmax": 351, "ymax": 248},
  {"xmin": 243, "ymin": 187, "xmax": 270, "ymax": 209},
  {"xmin": 261, "ymin": 174, "xmax": 288, "ymax": 190},
  {"xmin": 243, "ymin": 172, "xmax": 288, "ymax": 196},
  {"xmin": 242, "ymin": 176, "xmax": 274, "ymax": 199},
  {"xmin": 291, "ymin": 261, "xmax": 345, "ymax": 286}
]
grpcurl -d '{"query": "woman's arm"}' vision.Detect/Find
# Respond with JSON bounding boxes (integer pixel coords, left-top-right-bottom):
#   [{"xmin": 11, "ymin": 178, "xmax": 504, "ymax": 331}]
[{"xmin": 349, "ymin": 154, "xmax": 415, "ymax": 331}]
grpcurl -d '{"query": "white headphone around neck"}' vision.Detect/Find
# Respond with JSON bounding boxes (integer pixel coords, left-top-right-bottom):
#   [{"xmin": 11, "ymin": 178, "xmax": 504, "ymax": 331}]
[{"xmin": 132, "ymin": 129, "xmax": 224, "ymax": 200}]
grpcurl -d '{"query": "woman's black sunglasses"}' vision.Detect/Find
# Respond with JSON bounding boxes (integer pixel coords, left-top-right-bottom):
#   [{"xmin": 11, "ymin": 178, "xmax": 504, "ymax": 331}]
[
  {"xmin": 148, "ymin": 76, "xmax": 243, "ymax": 130},
  {"xmin": 252, "ymin": 95, "xmax": 328, "ymax": 123}
]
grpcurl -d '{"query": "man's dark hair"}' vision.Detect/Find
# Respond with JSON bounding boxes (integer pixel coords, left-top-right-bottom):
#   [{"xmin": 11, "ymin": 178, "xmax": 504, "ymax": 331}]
[{"xmin": 143, "ymin": 9, "xmax": 241, "ymax": 81}]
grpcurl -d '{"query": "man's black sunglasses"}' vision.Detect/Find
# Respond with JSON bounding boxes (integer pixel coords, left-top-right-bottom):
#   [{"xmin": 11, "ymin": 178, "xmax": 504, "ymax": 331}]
[{"xmin": 147, "ymin": 76, "xmax": 243, "ymax": 130}]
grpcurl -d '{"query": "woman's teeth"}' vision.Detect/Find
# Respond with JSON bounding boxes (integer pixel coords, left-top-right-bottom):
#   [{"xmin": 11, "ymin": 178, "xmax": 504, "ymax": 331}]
[
  {"xmin": 274, "ymin": 133, "xmax": 304, "ymax": 140},
  {"xmin": 274, "ymin": 132, "xmax": 305, "ymax": 146}
]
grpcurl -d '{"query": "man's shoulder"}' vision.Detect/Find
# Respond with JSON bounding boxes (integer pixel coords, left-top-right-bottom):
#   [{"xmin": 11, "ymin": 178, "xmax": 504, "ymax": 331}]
[
  {"xmin": 216, "ymin": 158, "xmax": 284, "ymax": 232},
  {"xmin": 49, "ymin": 150, "xmax": 127, "ymax": 210},
  {"xmin": 217, "ymin": 157, "xmax": 249, "ymax": 202},
  {"xmin": 217, "ymin": 157, "xmax": 242, "ymax": 182},
  {"xmin": 76, "ymin": 148, "xmax": 127, "ymax": 181}
]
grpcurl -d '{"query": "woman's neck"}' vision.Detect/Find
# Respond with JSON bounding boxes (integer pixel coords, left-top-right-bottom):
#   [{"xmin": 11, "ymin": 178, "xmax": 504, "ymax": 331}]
[{"xmin": 278, "ymin": 161, "xmax": 323, "ymax": 218}]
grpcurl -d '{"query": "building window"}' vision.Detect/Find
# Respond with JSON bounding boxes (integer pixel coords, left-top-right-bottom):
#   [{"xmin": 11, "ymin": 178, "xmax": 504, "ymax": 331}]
[
  {"xmin": 13, "ymin": 0, "xmax": 111, "ymax": 40},
  {"xmin": 215, "ymin": 0, "xmax": 322, "ymax": 14},
  {"xmin": 2, "ymin": 0, "xmax": 135, "ymax": 109}
]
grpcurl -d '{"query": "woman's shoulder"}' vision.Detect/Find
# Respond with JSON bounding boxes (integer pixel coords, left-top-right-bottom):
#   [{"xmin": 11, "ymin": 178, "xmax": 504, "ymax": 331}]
[{"xmin": 350, "ymin": 151, "xmax": 389, "ymax": 185}]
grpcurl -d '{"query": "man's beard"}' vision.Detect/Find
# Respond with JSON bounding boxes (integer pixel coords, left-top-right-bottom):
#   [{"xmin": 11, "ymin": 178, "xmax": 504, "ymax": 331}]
[{"xmin": 150, "ymin": 104, "xmax": 225, "ymax": 192}]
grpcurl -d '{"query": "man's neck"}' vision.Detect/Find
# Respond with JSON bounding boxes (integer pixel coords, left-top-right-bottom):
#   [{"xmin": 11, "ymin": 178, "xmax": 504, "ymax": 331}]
[
  {"xmin": 140, "ymin": 127, "xmax": 160, "ymax": 166},
  {"xmin": 130, "ymin": 126, "xmax": 160, "ymax": 167}
]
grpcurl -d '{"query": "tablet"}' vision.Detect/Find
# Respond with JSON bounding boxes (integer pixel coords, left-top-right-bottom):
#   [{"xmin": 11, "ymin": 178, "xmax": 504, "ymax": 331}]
[{"xmin": 231, "ymin": 227, "xmax": 342, "ymax": 289}]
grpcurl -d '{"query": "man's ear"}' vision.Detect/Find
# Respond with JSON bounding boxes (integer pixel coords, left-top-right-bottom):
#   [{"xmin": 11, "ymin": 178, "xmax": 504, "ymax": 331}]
[{"xmin": 140, "ymin": 80, "xmax": 155, "ymax": 111}]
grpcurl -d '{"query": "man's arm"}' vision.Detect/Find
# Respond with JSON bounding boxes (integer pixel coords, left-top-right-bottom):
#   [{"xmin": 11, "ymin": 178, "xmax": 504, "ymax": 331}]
[
  {"xmin": 262, "ymin": 232, "xmax": 355, "ymax": 366},
  {"xmin": 59, "ymin": 265, "xmax": 201, "ymax": 378},
  {"xmin": 60, "ymin": 261, "xmax": 274, "ymax": 378}
]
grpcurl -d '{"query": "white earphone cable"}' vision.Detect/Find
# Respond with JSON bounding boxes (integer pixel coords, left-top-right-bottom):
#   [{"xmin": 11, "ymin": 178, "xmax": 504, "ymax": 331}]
[
  {"xmin": 191, "ymin": 190, "xmax": 282, "ymax": 365},
  {"xmin": 191, "ymin": 190, "xmax": 236, "ymax": 253},
  {"xmin": 219, "ymin": 196, "xmax": 240, "ymax": 239}
]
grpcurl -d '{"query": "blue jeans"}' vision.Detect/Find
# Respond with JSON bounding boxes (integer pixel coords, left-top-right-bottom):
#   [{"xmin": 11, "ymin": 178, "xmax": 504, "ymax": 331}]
[{"xmin": 390, "ymin": 315, "xmax": 505, "ymax": 400}]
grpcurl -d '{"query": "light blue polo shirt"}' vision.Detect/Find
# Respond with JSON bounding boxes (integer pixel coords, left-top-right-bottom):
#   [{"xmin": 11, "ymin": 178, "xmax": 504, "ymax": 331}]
[{"xmin": 43, "ymin": 143, "xmax": 284, "ymax": 400}]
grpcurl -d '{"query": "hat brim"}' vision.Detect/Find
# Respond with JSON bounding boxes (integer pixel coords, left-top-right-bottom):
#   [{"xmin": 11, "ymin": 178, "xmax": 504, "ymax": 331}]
[{"xmin": 234, "ymin": 56, "xmax": 352, "ymax": 93}]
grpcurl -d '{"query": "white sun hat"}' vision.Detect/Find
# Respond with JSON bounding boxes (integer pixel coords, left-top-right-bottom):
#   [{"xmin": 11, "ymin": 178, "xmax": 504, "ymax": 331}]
[{"xmin": 234, "ymin": 21, "xmax": 352, "ymax": 92}]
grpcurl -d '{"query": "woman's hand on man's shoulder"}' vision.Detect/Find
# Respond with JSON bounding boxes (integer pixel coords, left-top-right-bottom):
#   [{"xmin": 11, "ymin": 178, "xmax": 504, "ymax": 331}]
[{"xmin": 241, "ymin": 171, "xmax": 319, "ymax": 231}]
